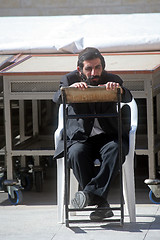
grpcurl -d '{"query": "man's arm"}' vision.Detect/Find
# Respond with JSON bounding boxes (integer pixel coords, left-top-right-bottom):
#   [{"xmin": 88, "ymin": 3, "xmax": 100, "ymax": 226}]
[
  {"xmin": 53, "ymin": 70, "xmax": 81, "ymax": 104},
  {"xmin": 53, "ymin": 74, "xmax": 70, "ymax": 104}
]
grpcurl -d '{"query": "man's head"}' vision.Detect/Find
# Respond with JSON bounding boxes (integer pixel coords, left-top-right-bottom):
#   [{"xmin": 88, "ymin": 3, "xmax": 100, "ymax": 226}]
[{"xmin": 77, "ymin": 47, "xmax": 105, "ymax": 86}]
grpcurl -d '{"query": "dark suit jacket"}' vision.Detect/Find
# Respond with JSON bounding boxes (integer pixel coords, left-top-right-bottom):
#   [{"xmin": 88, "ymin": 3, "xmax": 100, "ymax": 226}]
[{"xmin": 53, "ymin": 70, "xmax": 132, "ymax": 159}]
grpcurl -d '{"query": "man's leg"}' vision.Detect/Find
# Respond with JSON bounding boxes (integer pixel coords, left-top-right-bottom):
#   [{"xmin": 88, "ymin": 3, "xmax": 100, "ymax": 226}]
[
  {"xmin": 68, "ymin": 141, "xmax": 95, "ymax": 190},
  {"xmin": 69, "ymin": 140, "xmax": 118, "ymax": 219},
  {"xmin": 85, "ymin": 140, "xmax": 128, "ymax": 220},
  {"xmin": 84, "ymin": 140, "xmax": 128, "ymax": 200}
]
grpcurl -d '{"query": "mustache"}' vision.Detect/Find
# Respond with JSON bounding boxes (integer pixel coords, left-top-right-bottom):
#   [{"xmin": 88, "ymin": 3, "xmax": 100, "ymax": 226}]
[
  {"xmin": 85, "ymin": 75, "xmax": 101, "ymax": 86},
  {"xmin": 87, "ymin": 75, "xmax": 100, "ymax": 80}
]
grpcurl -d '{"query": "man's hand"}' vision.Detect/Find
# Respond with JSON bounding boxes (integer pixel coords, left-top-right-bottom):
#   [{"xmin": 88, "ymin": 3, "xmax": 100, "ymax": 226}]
[
  {"xmin": 99, "ymin": 82, "xmax": 123, "ymax": 94},
  {"xmin": 70, "ymin": 82, "xmax": 88, "ymax": 90}
]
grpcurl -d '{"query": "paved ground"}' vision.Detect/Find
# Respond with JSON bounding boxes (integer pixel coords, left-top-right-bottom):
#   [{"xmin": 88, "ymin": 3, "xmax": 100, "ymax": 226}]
[{"xmin": 0, "ymin": 164, "xmax": 160, "ymax": 240}]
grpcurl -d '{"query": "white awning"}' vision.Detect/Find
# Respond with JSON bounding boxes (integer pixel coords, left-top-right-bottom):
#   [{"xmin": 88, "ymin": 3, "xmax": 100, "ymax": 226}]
[{"xmin": 0, "ymin": 13, "xmax": 160, "ymax": 54}]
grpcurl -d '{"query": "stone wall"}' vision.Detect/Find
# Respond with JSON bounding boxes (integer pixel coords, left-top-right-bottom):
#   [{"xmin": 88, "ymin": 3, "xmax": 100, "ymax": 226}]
[{"xmin": 0, "ymin": 0, "xmax": 160, "ymax": 16}]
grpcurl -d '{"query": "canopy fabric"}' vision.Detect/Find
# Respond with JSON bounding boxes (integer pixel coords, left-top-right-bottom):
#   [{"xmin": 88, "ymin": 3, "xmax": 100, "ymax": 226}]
[{"xmin": 0, "ymin": 13, "xmax": 160, "ymax": 54}]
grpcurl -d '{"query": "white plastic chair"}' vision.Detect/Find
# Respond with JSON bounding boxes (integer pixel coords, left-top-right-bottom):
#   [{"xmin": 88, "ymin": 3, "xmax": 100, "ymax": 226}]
[{"xmin": 55, "ymin": 98, "xmax": 138, "ymax": 223}]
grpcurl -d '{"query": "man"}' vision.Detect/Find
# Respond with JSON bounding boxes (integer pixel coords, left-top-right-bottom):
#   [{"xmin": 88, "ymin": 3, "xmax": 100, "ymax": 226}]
[{"xmin": 53, "ymin": 47, "xmax": 132, "ymax": 221}]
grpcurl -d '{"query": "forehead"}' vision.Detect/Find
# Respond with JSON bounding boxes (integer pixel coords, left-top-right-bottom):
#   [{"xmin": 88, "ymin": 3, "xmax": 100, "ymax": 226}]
[{"xmin": 83, "ymin": 58, "xmax": 102, "ymax": 67}]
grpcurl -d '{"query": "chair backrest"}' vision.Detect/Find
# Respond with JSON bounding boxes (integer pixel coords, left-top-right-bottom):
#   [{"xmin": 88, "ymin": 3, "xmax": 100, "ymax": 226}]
[
  {"xmin": 54, "ymin": 98, "xmax": 138, "ymax": 148},
  {"xmin": 121, "ymin": 98, "xmax": 138, "ymax": 133}
]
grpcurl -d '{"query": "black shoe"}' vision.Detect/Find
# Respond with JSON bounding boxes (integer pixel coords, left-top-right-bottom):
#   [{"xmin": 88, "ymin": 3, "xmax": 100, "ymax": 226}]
[
  {"xmin": 71, "ymin": 191, "xmax": 89, "ymax": 209},
  {"xmin": 90, "ymin": 202, "xmax": 114, "ymax": 221}
]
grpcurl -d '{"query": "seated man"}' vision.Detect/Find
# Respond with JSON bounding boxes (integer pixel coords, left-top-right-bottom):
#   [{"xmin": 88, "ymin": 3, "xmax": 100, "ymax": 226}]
[{"xmin": 53, "ymin": 47, "xmax": 132, "ymax": 221}]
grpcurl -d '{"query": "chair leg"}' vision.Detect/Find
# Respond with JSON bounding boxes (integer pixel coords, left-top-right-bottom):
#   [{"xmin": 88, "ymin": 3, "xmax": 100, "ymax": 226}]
[
  {"xmin": 70, "ymin": 170, "xmax": 79, "ymax": 216},
  {"xmin": 123, "ymin": 157, "xmax": 136, "ymax": 222},
  {"xmin": 57, "ymin": 158, "xmax": 65, "ymax": 223}
]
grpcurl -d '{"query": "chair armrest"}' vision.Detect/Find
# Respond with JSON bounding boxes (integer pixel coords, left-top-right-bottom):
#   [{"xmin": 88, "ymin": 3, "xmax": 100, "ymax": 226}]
[
  {"xmin": 129, "ymin": 125, "xmax": 137, "ymax": 135},
  {"xmin": 54, "ymin": 104, "xmax": 64, "ymax": 148},
  {"xmin": 127, "ymin": 125, "xmax": 137, "ymax": 158},
  {"xmin": 55, "ymin": 128, "xmax": 63, "ymax": 148}
]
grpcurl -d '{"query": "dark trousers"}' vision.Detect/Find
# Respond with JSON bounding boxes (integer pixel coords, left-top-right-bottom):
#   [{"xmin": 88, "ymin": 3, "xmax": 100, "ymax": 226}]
[{"xmin": 68, "ymin": 133, "xmax": 129, "ymax": 200}]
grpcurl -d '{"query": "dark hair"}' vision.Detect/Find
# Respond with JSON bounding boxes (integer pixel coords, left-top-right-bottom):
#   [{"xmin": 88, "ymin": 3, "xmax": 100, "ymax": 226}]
[{"xmin": 77, "ymin": 47, "xmax": 105, "ymax": 70}]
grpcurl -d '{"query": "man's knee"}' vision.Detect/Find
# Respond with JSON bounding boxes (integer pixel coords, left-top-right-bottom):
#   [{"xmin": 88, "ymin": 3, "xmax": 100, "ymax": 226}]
[
  {"xmin": 101, "ymin": 140, "xmax": 118, "ymax": 154},
  {"xmin": 68, "ymin": 143, "xmax": 86, "ymax": 164}
]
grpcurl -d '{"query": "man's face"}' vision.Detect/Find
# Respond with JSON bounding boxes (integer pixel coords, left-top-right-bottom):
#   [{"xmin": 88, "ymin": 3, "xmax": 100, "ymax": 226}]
[{"xmin": 78, "ymin": 58, "xmax": 103, "ymax": 86}]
